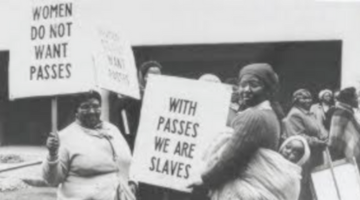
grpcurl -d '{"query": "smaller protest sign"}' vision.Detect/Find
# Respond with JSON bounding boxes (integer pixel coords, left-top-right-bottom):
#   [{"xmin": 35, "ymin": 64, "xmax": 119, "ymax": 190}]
[
  {"xmin": 93, "ymin": 27, "xmax": 140, "ymax": 99},
  {"xmin": 312, "ymin": 158, "xmax": 360, "ymax": 200},
  {"xmin": 130, "ymin": 75, "xmax": 231, "ymax": 192}
]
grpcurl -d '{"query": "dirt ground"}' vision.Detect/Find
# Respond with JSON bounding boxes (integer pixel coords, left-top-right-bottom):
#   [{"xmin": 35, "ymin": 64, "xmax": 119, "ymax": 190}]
[{"xmin": 0, "ymin": 146, "xmax": 56, "ymax": 200}]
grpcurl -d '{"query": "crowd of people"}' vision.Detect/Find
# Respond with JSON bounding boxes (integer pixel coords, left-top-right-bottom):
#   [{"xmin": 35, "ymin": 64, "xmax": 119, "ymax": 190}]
[{"xmin": 41, "ymin": 61, "xmax": 360, "ymax": 200}]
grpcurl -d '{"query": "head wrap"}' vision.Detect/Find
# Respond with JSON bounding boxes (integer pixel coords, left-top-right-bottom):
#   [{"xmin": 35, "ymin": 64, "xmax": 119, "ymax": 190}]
[
  {"xmin": 239, "ymin": 63, "xmax": 279, "ymax": 94},
  {"xmin": 138, "ymin": 61, "xmax": 162, "ymax": 84},
  {"xmin": 337, "ymin": 87, "xmax": 356, "ymax": 105},
  {"xmin": 292, "ymin": 89, "xmax": 312, "ymax": 105},
  {"xmin": 198, "ymin": 74, "xmax": 221, "ymax": 83},
  {"xmin": 318, "ymin": 89, "xmax": 333, "ymax": 101},
  {"xmin": 280, "ymin": 135, "xmax": 311, "ymax": 166}
]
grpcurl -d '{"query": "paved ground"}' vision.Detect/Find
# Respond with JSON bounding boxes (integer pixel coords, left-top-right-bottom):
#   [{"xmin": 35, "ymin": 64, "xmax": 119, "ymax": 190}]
[{"xmin": 0, "ymin": 146, "xmax": 56, "ymax": 200}]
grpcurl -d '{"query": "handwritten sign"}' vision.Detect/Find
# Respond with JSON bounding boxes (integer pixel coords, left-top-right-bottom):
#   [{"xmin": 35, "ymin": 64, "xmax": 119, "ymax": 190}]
[
  {"xmin": 130, "ymin": 75, "xmax": 231, "ymax": 192},
  {"xmin": 93, "ymin": 27, "xmax": 140, "ymax": 99}
]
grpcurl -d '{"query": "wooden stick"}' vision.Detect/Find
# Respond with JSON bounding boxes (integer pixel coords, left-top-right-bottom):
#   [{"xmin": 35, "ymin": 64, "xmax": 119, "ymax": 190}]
[
  {"xmin": 0, "ymin": 160, "xmax": 42, "ymax": 173},
  {"xmin": 122, "ymin": 110, "xmax": 130, "ymax": 135},
  {"xmin": 51, "ymin": 97, "xmax": 58, "ymax": 133},
  {"xmin": 325, "ymin": 148, "xmax": 342, "ymax": 200}
]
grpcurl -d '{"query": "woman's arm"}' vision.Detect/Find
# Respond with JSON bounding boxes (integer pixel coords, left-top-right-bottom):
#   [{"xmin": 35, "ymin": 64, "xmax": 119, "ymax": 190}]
[
  {"xmin": 201, "ymin": 110, "xmax": 264, "ymax": 188},
  {"xmin": 42, "ymin": 146, "xmax": 70, "ymax": 187}
]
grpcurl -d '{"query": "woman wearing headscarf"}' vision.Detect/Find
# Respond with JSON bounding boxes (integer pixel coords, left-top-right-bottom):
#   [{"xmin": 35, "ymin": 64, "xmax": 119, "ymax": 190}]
[
  {"xmin": 43, "ymin": 91, "xmax": 136, "ymax": 200},
  {"xmin": 310, "ymin": 89, "xmax": 334, "ymax": 131},
  {"xmin": 283, "ymin": 89, "xmax": 327, "ymax": 200},
  {"xmin": 329, "ymin": 87, "xmax": 360, "ymax": 167},
  {"xmin": 189, "ymin": 63, "xmax": 285, "ymax": 199}
]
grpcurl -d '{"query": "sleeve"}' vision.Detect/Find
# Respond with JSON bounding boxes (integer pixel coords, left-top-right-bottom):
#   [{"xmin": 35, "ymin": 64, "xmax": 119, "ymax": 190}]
[
  {"xmin": 287, "ymin": 113, "xmax": 321, "ymax": 147},
  {"xmin": 201, "ymin": 110, "xmax": 264, "ymax": 188},
  {"xmin": 329, "ymin": 114, "xmax": 348, "ymax": 159},
  {"xmin": 42, "ymin": 145, "xmax": 70, "ymax": 187}
]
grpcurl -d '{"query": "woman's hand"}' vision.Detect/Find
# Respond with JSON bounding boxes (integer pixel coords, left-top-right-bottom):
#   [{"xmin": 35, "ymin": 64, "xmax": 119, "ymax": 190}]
[
  {"xmin": 187, "ymin": 175, "xmax": 204, "ymax": 189},
  {"xmin": 46, "ymin": 132, "xmax": 60, "ymax": 160},
  {"xmin": 128, "ymin": 182, "xmax": 137, "ymax": 196}
]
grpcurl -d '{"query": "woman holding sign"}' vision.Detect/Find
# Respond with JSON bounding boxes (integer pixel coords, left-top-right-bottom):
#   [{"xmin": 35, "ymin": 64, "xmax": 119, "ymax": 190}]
[
  {"xmin": 189, "ymin": 63, "xmax": 286, "ymax": 199},
  {"xmin": 42, "ymin": 91, "xmax": 137, "ymax": 200}
]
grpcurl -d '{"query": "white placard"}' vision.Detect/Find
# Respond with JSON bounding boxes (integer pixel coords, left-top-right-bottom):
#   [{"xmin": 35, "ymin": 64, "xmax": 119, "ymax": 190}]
[
  {"xmin": 93, "ymin": 27, "xmax": 140, "ymax": 99},
  {"xmin": 9, "ymin": 0, "xmax": 95, "ymax": 99},
  {"xmin": 130, "ymin": 75, "xmax": 231, "ymax": 192},
  {"xmin": 312, "ymin": 161, "xmax": 360, "ymax": 200}
]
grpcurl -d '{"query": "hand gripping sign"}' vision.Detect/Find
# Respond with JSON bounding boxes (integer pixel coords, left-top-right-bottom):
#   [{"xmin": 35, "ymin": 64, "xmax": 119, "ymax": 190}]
[{"xmin": 130, "ymin": 75, "xmax": 231, "ymax": 192}]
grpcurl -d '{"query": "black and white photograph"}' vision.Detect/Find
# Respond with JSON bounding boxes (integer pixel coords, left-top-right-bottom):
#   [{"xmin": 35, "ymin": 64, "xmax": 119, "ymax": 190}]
[{"xmin": 1, "ymin": 1, "xmax": 360, "ymax": 200}]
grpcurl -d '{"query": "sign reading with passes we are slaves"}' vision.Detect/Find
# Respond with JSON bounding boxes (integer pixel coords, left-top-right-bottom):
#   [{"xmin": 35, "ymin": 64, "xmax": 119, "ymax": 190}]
[{"xmin": 131, "ymin": 75, "xmax": 231, "ymax": 192}]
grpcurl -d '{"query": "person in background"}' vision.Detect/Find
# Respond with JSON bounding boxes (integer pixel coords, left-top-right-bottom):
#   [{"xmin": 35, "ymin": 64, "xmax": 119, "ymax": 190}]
[
  {"xmin": 189, "ymin": 63, "xmax": 285, "ymax": 200},
  {"xmin": 353, "ymin": 90, "xmax": 360, "ymax": 125},
  {"xmin": 224, "ymin": 77, "xmax": 242, "ymax": 126},
  {"xmin": 310, "ymin": 89, "xmax": 334, "ymax": 131},
  {"xmin": 329, "ymin": 87, "xmax": 360, "ymax": 167},
  {"xmin": 110, "ymin": 60, "xmax": 163, "ymax": 151},
  {"xmin": 284, "ymin": 88, "xmax": 327, "ymax": 200},
  {"xmin": 43, "ymin": 91, "xmax": 137, "ymax": 200}
]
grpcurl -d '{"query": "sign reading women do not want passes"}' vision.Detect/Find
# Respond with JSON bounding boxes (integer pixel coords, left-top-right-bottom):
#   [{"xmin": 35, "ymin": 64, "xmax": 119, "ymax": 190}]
[
  {"xmin": 130, "ymin": 75, "xmax": 231, "ymax": 192},
  {"xmin": 9, "ymin": 0, "xmax": 139, "ymax": 100}
]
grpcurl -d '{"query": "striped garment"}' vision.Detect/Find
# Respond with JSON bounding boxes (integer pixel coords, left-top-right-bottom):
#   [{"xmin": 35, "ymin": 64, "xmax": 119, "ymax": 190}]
[{"xmin": 329, "ymin": 102, "xmax": 360, "ymax": 163}]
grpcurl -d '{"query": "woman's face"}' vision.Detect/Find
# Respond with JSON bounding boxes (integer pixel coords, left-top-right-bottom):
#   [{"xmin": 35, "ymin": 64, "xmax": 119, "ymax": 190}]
[
  {"xmin": 238, "ymin": 74, "xmax": 267, "ymax": 107},
  {"xmin": 297, "ymin": 93, "xmax": 313, "ymax": 111},
  {"xmin": 76, "ymin": 98, "xmax": 101, "ymax": 129},
  {"xmin": 280, "ymin": 139, "xmax": 305, "ymax": 164},
  {"xmin": 144, "ymin": 67, "xmax": 161, "ymax": 85},
  {"xmin": 323, "ymin": 93, "xmax": 333, "ymax": 104}
]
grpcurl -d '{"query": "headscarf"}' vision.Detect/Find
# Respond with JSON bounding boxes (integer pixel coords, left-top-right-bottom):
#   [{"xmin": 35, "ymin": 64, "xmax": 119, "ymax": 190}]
[
  {"xmin": 337, "ymin": 87, "xmax": 356, "ymax": 106},
  {"xmin": 318, "ymin": 89, "xmax": 333, "ymax": 101},
  {"xmin": 279, "ymin": 135, "xmax": 311, "ymax": 166},
  {"xmin": 239, "ymin": 63, "xmax": 279, "ymax": 94},
  {"xmin": 198, "ymin": 74, "xmax": 221, "ymax": 83},
  {"xmin": 292, "ymin": 89, "xmax": 312, "ymax": 105},
  {"xmin": 138, "ymin": 61, "xmax": 162, "ymax": 88}
]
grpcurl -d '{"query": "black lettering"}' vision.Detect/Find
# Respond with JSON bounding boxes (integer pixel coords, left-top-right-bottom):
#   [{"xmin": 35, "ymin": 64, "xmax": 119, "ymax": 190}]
[
  {"xmin": 30, "ymin": 66, "xmax": 36, "ymax": 80},
  {"xmin": 189, "ymin": 143, "xmax": 196, "ymax": 159},
  {"xmin": 42, "ymin": 6, "xmax": 49, "ymax": 19},
  {"xmin": 65, "ymin": 63, "xmax": 71, "ymax": 78},
  {"xmin": 169, "ymin": 98, "xmax": 181, "ymax": 113},
  {"xmin": 157, "ymin": 116, "xmax": 165, "ymax": 130},
  {"xmin": 170, "ymin": 161, "xmax": 178, "ymax": 175},
  {"xmin": 189, "ymin": 101, "xmax": 197, "ymax": 116},
  {"xmin": 164, "ymin": 118, "xmax": 171, "ymax": 133},
  {"xmin": 34, "ymin": 45, "xmax": 45, "ymax": 59},
  {"xmin": 171, "ymin": 119, "xmax": 178, "ymax": 134},
  {"xmin": 149, "ymin": 156, "xmax": 156, "ymax": 171},
  {"xmin": 193, "ymin": 123, "xmax": 199, "ymax": 138},
  {"xmin": 184, "ymin": 164, "xmax": 191, "ymax": 179},
  {"xmin": 162, "ymin": 160, "xmax": 169, "ymax": 175},
  {"xmin": 44, "ymin": 65, "xmax": 50, "ymax": 80},
  {"xmin": 174, "ymin": 141, "xmax": 181, "ymax": 156},
  {"xmin": 65, "ymin": 3, "xmax": 72, "ymax": 17},
  {"xmin": 50, "ymin": 5, "xmax": 59, "ymax": 18},
  {"xmin": 36, "ymin": 66, "xmax": 44, "ymax": 80},
  {"xmin": 157, "ymin": 159, "xmax": 165, "ymax": 173},
  {"xmin": 51, "ymin": 64, "xmax": 57, "ymax": 79},
  {"xmin": 178, "ymin": 120, "xmax": 185, "ymax": 135},
  {"xmin": 58, "ymin": 63, "xmax": 64, "ymax": 79},
  {"xmin": 32, "ymin": 7, "xmax": 41, "ymax": 20},
  {"xmin": 185, "ymin": 122, "xmax": 192, "ymax": 137},
  {"xmin": 177, "ymin": 163, "xmax": 184, "ymax": 178}
]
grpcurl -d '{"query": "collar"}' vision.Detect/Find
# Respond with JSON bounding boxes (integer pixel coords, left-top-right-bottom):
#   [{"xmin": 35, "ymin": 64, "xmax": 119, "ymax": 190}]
[
  {"xmin": 295, "ymin": 106, "xmax": 312, "ymax": 115},
  {"xmin": 253, "ymin": 100, "xmax": 272, "ymax": 111},
  {"xmin": 337, "ymin": 102, "xmax": 354, "ymax": 114},
  {"xmin": 76, "ymin": 120, "xmax": 113, "ymax": 139}
]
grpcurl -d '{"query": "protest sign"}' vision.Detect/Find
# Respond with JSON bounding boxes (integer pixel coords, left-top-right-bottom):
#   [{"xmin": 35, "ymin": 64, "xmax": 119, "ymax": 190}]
[
  {"xmin": 312, "ymin": 158, "xmax": 360, "ymax": 200},
  {"xmin": 9, "ymin": 0, "xmax": 95, "ymax": 99},
  {"xmin": 130, "ymin": 75, "xmax": 231, "ymax": 192},
  {"xmin": 93, "ymin": 27, "xmax": 140, "ymax": 99}
]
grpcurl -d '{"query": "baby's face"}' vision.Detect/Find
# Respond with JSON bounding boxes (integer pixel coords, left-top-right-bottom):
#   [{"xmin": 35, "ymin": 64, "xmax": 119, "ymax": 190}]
[{"xmin": 280, "ymin": 140, "xmax": 305, "ymax": 164}]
